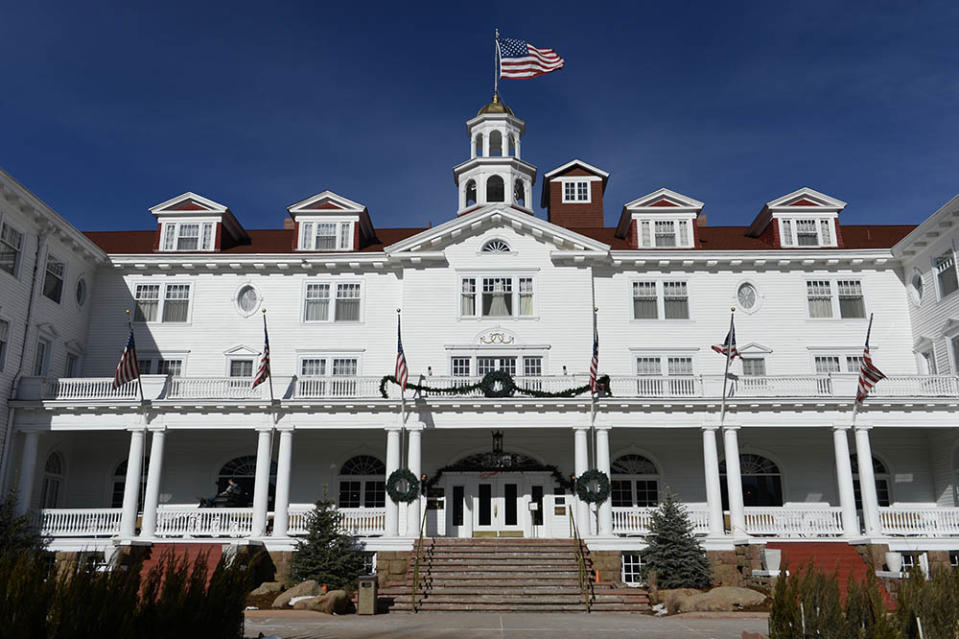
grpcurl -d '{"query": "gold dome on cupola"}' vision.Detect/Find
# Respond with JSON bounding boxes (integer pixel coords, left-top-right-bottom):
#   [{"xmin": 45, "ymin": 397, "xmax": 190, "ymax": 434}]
[{"xmin": 477, "ymin": 93, "xmax": 514, "ymax": 116}]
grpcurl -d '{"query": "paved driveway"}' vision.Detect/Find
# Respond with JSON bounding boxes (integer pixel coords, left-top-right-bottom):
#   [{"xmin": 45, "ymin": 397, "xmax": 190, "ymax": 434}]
[{"xmin": 245, "ymin": 611, "xmax": 769, "ymax": 639}]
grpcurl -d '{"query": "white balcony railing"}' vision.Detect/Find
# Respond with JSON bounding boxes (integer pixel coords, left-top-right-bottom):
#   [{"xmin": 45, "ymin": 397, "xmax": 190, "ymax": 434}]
[
  {"xmin": 294, "ymin": 376, "xmax": 384, "ymax": 399},
  {"xmin": 40, "ymin": 508, "xmax": 122, "ymax": 537},
  {"xmin": 608, "ymin": 376, "xmax": 701, "ymax": 398},
  {"xmin": 612, "ymin": 505, "xmax": 710, "ymax": 536},
  {"xmin": 154, "ymin": 506, "xmax": 254, "ymax": 538},
  {"xmin": 287, "ymin": 505, "xmax": 386, "ymax": 536},
  {"xmin": 879, "ymin": 506, "xmax": 959, "ymax": 536},
  {"xmin": 166, "ymin": 377, "xmax": 269, "ymax": 400},
  {"xmin": 41, "ymin": 378, "xmax": 139, "ymax": 401},
  {"xmin": 743, "ymin": 505, "xmax": 844, "ymax": 537},
  {"xmin": 733, "ymin": 375, "xmax": 833, "ymax": 398}
]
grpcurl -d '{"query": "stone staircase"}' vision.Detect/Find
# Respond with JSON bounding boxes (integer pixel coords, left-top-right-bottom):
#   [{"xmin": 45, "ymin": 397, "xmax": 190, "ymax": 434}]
[{"xmin": 380, "ymin": 538, "xmax": 650, "ymax": 612}]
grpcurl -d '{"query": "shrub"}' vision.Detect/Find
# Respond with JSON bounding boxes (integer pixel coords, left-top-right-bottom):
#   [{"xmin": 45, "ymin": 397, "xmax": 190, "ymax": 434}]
[
  {"xmin": 290, "ymin": 500, "xmax": 367, "ymax": 589},
  {"xmin": 641, "ymin": 491, "xmax": 711, "ymax": 589},
  {"xmin": 0, "ymin": 491, "xmax": 47, "ymax": 560}
]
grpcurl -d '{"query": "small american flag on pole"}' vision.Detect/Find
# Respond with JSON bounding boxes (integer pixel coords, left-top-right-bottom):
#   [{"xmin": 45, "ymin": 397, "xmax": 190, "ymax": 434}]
[
  {"xmin": 856, "ymin": 314, "xmax": 885, "ymax": 404},
  {"xmin": 112, "ymin": 328, "xmax": 140, "ymax": 389},
  {"xmin": 711, "ymin": 316, "xmax": 741, "ymax": 360},
  {"xmin": 589, "ymin": 317, "xmax": 599, "ymax": 393},
  {"xmin": 395, "ymin": 312, "xmax": 409, "ymax": 393},
  {"xmin": 252, "ymin": 313, "xmax": 270, "ymax": 389},
  {"xmin": 498, "ymin": 36, "xmax": 565, "ymax": 79}
]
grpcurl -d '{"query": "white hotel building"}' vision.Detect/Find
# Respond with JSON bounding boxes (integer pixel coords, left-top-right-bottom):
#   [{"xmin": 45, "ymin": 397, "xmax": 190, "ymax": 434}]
[{"xmin": 2, "ymin": 96, "xmax": 959, "ymax": 582}]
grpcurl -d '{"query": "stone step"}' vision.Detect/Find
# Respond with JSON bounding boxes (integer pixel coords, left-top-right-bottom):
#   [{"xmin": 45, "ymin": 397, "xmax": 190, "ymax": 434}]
[
  {"xmin": 388, "ymin": 601, "xmax": 592, "ymax": 612},
  {"xmin": 402, "ymin": 565, "xmax": 586, "ymax": 575},
  {"xmin": 383, "ymin": 577, "xmax": 584, "ymax": 588},
  {"xmin": 390, "ymin": 593, "xmax": 593, "ymax": 604}
]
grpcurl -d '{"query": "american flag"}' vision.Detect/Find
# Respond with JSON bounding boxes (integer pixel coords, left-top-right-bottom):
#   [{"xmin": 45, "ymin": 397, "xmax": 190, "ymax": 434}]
[
  {"xmin": 856, "ymin": 317, "xmax": 885, "ymax": 404},
  {"xmin": 252, "ymin": 314, "xmax": 270, "ymax": 389},
  {"xmin": 395, "ymin": 313, "xmax": 409, "ymax": 393},
  {"xmin": 589, "ymin": 321, "xmax": 599, "ymax": 393},
  {"xmin": 498, "ymin": 37, "xmax": 565, "ymax": 79},
  {"xmin": 712, "ymin": 316, "xmax": 741, "ymax": 360},
  {"xmin": 113, "ymin": 328, "xmax": 140, "ymax": 389}
]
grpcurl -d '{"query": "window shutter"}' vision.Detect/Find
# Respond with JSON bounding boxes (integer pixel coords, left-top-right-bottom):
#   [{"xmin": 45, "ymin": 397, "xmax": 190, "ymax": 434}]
[{"xmin": 300, "ymin": 222, "xmax": 314, "ymax": 250}]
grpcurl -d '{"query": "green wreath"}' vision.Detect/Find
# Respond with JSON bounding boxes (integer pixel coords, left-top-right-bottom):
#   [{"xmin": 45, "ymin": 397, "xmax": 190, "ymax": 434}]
[
  {"xmin": 386, "ymin": 469, "xmax": 420, "ymax": 503},
  {"xmin": 575, "ymin": 469, "xmax": 610, "ymax": 504},
  {"xmin": 480, "ymin": 370, "xmax": 516, "ymax": 398}
]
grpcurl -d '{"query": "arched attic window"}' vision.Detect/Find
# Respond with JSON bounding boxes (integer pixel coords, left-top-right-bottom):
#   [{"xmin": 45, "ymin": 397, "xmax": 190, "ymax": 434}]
[
  {"xmin": 720, "ymin": 453, "xmax": 783, "ymax": 507},
  {"xmin": 611, "ymin": 454, "xmax": 659, "ymax": 507},
  {"xmin": 465, "ymin": 180, "xmax": 477, "ymax": 207},
  {"xmin": 513, "ymin": 179, "xmax": 526, "ymax": 207},
  {"xmin": 486, "ymin": 175, "xmax": 505, "ymax": 203},
  {"xmin": 338, "ymin": 455, "xmax": 386, "ymax": 508},
  {"xmin": 489, "ymin": 131, "xmax": 503, "ymax": 156},
  {"xmin": 851, "ymin": 454, "xmax": 891, "ymax": 509},
  {"xmin": 482, "ymin": 239, "xmax": 511, "ymax": 253},
  {"xmin": 474, "ymin": 133, "xmax": 484, "ymax": 157}
]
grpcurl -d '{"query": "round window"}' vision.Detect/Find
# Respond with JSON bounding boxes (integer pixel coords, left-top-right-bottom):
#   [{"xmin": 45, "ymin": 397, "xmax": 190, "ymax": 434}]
[
  {"xmin": 75, "ymin": 279, "xmax": 87, "ymax": 306},
  {"xmin": 737, "ymin": 282, "xmax": 758, "ymax": 311},
  {"xmin": 237, "ymin": 285, "xmax": 259, "ymax": 314},
  {"xmin": 910, "ymin": 273, "xmax": 923, "ymax": 306}
]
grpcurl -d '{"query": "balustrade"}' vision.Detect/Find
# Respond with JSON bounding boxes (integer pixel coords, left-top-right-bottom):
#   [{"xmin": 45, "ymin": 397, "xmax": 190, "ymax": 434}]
[
  {"xmin": 879, "ymin": 507, "xmax": 959, "ymax": 536},
  {"xmin": 286, "ymin": 505, "xmax": 386, "ymax": 536},
  {"xmin": 154, "ymin": 506, "xmax": 254, "ymax": 538},
  {"xmin": 41, "ymin": 378, "xmax": 138, "ymax": 401},
  {"xmin": 611, "ymin": 505, "xmax": 710, "ymax": 535},
  {"xmin": 743, "ymin": 506, "xmax": 844, "ymax": 537},
  {"xmin": 40, "ymin": 508, "xmax": 122, "ymax": 537}
]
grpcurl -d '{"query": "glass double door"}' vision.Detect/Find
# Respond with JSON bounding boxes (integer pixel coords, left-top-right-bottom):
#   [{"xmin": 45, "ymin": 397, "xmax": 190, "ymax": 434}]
[{"xmin": 446, "ymin": 474, "xmax": 548, "ymax": 538}]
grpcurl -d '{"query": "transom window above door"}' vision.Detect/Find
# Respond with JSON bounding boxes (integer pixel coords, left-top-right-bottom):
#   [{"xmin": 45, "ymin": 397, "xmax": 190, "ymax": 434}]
[
  {"xmin": 460, "ymin": 275, "xmax": 534, "ymax": 318},
  {"xmin": 450, "ymin": 355, "xmax": 544, "ymax": 377}
]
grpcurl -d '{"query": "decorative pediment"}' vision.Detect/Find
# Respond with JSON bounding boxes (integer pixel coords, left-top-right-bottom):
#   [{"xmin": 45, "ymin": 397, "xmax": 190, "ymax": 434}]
[
  {"xmin": 287, "ymin": 191, "xmax": 366, "ymax": 215},
  {"xmin": 738, "ymin": 342, "xmax": 772, "ymax": 355},
  {"xmin": 149, "ymin": 192, "xmax": 229, "ymax": 215},
  {"xmin": 764, "ymin": 187, "xmax": 846, "ymax": 212},
  {"xmin": 385, "ymin": 204, "xmax": 610, "ymax": 256},
  {"xmin": 913, "ymin": 335, "xmax": 935, "ymax": 351},
  {"xmin": 223, "ymin": 344, "xmax": 260, "ymax": 357},
  {"xmin": 623, "ymin": 188, "xmax": 704, "ymax": 213},
  {"xmin": 542, "ymin": 159, "xmax": 609, "ymax": 181}
]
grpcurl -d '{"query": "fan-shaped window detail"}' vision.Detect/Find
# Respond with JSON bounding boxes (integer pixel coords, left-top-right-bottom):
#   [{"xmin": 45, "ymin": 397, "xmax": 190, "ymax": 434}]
[
  {"xmin": 338, "ymin": 455, "xmax": 385, "ymax": 508},
  {"xmin": 111, "ymin": 458, "xmax": 149, "ymax": 509},
  {"xmin": 216, "ymin": 455, "xmax": 276, "ymax": 508},
  {"xmin": 486, "ymin": 175, "xmax": 505, "ymax": 202},
  {"xmin": 41, "ymin": 452, "xmax": 64, "ymax": 508},
  {"xmin": 611, "ymin": 454, "xmax": 659, "ymax": 507},
  {"xmin": 851, "ymin": 454, "xmax": 891, "ymax": 509},
  {"xmin": 720, "ymin": 453, "xmax": 783, "ymax": 507},
  {"xmin": 482, "ymin": 239, "xmax": 511, "ymax": 254}
]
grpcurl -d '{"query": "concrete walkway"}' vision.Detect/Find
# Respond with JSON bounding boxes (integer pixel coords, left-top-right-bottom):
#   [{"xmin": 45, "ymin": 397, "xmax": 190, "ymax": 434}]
[{"xmin": 245, "ymin": 610, "xmax": 769, "ymax": 638}]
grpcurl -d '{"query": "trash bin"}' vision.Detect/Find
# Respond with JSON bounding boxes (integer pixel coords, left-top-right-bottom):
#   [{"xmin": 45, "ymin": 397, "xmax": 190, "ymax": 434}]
[{"xmin": 357, "ymin": 575, "xmax": 378, "ymax": 615}]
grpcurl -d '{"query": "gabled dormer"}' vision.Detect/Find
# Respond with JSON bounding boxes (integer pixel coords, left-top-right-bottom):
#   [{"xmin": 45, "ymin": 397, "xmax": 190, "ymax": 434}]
[
  {"xmin": 541, "ymin": 159, "xmax": 609, "ymax": 229},
  {"xmin": 615, "ymin": 188, "xmax": 704, "ymax": 249},
  {"xmin": 150, "ymin": 192, "xmax": 249, "ymax": 252},
  {"xmin": 287, "ymin": 191, "xmax": 375, "ymax": 252},
  {"xmin": 747, "ymin": 188, "xmax": 846, "ymax": 249}
]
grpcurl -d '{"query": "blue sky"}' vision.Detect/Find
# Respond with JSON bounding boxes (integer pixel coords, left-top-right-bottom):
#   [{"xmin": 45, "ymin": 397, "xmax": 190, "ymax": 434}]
[{"xmin": 1, "ymin": 1, "xmax": 957, "ymax": 232}]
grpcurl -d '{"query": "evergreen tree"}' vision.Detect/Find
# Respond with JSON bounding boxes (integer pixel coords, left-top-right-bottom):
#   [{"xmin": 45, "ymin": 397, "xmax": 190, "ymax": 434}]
[
  {"xmin": 289, "ymin": 500, "xmax": 366, "ymax": 589},
  {"xmin": 0, "ymin": 491, "xmax": 46, "ymax": 561},
  {"xmin": 641, "ymin": 492, "xmax": 711, "ymax": 589}
]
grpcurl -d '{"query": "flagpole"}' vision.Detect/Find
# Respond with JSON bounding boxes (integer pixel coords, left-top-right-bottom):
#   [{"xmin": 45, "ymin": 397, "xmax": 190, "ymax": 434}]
[
  {"xmin": 719, "ymin": 308, "xmax": 735, "ymax": 427},
  {"xmin": 590, "ymin": 307, "xmax": 598, "ymax": 470},
  {"xmin": 263, "ymin": 309, "xmax": 275, "ymax": 404},
  {"xmin": 126, "ymin": 309, "xmax": 145, "ymax": 403},
  {"xmin": 397, "ymin": 309, "xmax": 406, "ymax": 426},
  {"xmin": 493, "ymin": 28, "xmax": 500, "ymax": 97},
  {"xmin": 851, "ymin": 313, "xmax": 875, "ymax": 427}
]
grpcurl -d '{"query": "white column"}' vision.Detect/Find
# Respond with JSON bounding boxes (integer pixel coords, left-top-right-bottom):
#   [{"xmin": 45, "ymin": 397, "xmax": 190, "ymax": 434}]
[
  {"xmin": 139, "ymin": 428, "xmax": 167, "ymax": 538},
  {"xmin": 595, "ymin": 426, "xmax": 613, "ymax": 536},
  {"xmin": 723, "ymin": 426, "xmax": 746, "ymax": 537},
  {"xmin": 251, "ymin": 428, "xmax": 273, "ymax": 537},
  {"xmin": 854, "ymin": 426, "xmax": 882, "ymax": 536},
  {"xmin": 272, "ymin": 428, "xmax": 293, "ymax": 538},
  {"xmin": 119, "ymin": 429, "xmax": 146, "ymax": 539},
  {"xmin": 15, "ymin": 431, "xmax": 40, "ymax": 516},
  {"xmin": 384, "ymin": 427, "xmax": 401, "ymax": 536},
  {"xmin": 702, "ymin": 426, "xmax": 725, "ymax": 536},
  {"xmin": 833, "ymin": 426, "xmax": 859, "ymax": 537},
  {"xmin": 573, "ymin": 426, "xmax": 590, "ymax": 535},
  {"xmin": 406, "ymin": 424, "xmax": 423, "ymax": 537}
]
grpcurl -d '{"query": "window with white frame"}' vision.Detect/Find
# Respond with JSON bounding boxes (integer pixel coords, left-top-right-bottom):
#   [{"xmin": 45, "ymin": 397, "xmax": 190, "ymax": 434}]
[
  {"xmin": 0, "ymin": 222, "xmax": 23, "ymax": 277},
  {"xmin": 634, "ymin": 355, "xmax": 695, "ymax": 396},
  {"xmin": 562, "ymin": 180, "xmax": 590, "ymax": 203},
  {"xmin": 0, "ymin": 319, "xmax": 7, "ymax": 372},
  {"xmin": 229, "ymin": 359, "xmax": 254, "ymax": 378},
  {"xmin": 742, "ymin": 358, "xmax": 766, "ymax": 376},
  {"xmin": 654, "ymin": 220, "xmax": 677, "ymax": 247},
  {"xmin": 935, "ymin": 250, "xmax": 959, "ymax": 299},
  {"xmin": 43, "ymin": 256, "xmax": 64, "ymax": 303},
  {"xmin": 631, "ymin": 281, "xmax": 689, "ymax": 320},
  {"xmin": 303, "ymin": 282, "xmax": 362, "ymax": 322},
  {"xmin": 133, "ymin": 283, "xmax": 192, "ymax": 323},
  {"xmin": 634, "ymin": 218, "xmax": 693, "ymax": 248},
  {"xmin": 65, "ymin": 353, "xmax": 80, "ymax": 377},
  {"xmin": 806, "ymin": 279, "xmax": 865, "ymax": 319},
  {"xmin": 298, "ymin": 220, "xmax": 354, "ymax": 251},
  {"xmin": 611, "ymin": 454, "xmax": 659, "ymax": 508},
  {"xmin": 919, "ymin": 349, "xmax": 937, "ymax": 375},
  {"xmin": 451, "ymin": 357, "xmax": 471, "ymax": 377},
  {"xmin": 161, "ymin": 221, "xmax": 215, "ymax": 251},
  {"xmin": 137, "ymin": 356, "xmax": 184, "ymax": 376},
  {"xmin": 338, "ymin": 455, "xmax": 386, "ymax": 509},
  {"xmin": 814, "ymin": 354, "xmax": 864, "ymax": 375},
  {"xmin": 478, "ymin": 356, "xmax": 516, "ymax": 375},
  {"xmin": 459, "ymin": 275, "xmax": 534, "ymax": 318},
  {"xmin": 300, "ymin": 356, "xmax": 359, "ymax": 377},
  {"xmin": 621, "ymin": 553, "xmax": 644, "ymax": 585},
  {"xmin": 34, "ymin": 338, "xmax": 51, "ymax": 376},
  {"xmin": 779, "ymin": 217, "xmax": 838, "ymax": 248},
  {"xmin": 452, "ymin": 354, "xmax": 543, "ymax": 377}
]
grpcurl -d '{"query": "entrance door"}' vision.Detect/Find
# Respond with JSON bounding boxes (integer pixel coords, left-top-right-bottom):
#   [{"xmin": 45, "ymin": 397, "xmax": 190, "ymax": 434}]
[{"xmin": 472, "ymin": 478, "xmax": 523, "ymax": 537}]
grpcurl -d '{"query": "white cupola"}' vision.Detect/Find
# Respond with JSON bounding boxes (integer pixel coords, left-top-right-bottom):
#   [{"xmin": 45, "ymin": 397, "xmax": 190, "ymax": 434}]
[{"xmin": 452, "ymin": 93, "xmax": 537, "ymax": 215}]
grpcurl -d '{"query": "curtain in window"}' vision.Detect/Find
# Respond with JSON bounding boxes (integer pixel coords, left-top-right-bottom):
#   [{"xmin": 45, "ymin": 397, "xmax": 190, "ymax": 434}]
[
  {"xmin": 162, "ymin": 285, "xmax": 191, "ymax": 322},
  {"xmin": 819, "ymin": 219, "xmax": 832, "ymax": 245},
  {"xmin": 335, "ymin": 283, "xmax": 361, "ymax": 321},
  {"xmin": 158, "ymin": 359, "xmax": 182, "ymax": 376},
  {"xmin": 815, "ymin": 356, "xmax": 841, "ymax": 374},
  {"xmin": 781, "ymin": 219, "xmax": 794, "ymax": 245},
  {"xmin": 162, "ymin": 224, "xmax": 176, "ymax": 251},
  {"xmin": 663, "ymin": 281, "xmax": 689, "ymax": 319},
  {"xmin": 806, "ymin": 280, "xmax": 833, "ymax": 318},
  {"xmin": 483, "ymin": 278, "xmax": 511, "ymax": 316},
  {"xmin": 200, "ymin": 223, "xmax": 214, "ymax": 250},
  {"xmin": 176, "ymin": 224, "xmax": 200, "ymax": 250},
  {"xmin": 654, "ymin": 221, "xmax": 676, "ymax": 247},
  {"xmin": 301, "ymin": 359, "xmax": 326, "ymax": 376},
  {"xmin": 632, "ymin": 282, "xmax": 657, "ymax": 319},
  {"xmin": 640, "ymin": 220, "xmax": 650, "ymax": 247},
  {"xmin": 742, "ymin": 358, "xmax": 766, "ymax": 376},
  {"xmin": 796, "ymin": 219, "xmax": 819, "ymax": 246},
  {"xmin": 461, "ymin": 279, "xmax": 476, "ymax": 316},
  {"xmin": 304, "ymin": 284, "xmax": 330, "ymax": 321},
  {"xmin": 315, "ymin": 223, "xmax": 337, "ymax": 250},
  {"xmin": 837, "ymin": 280, "xmax": 865, "ymax": 318},
  {"xmin": 518, "ymin": 278, "xmax": 533, "ymax": 315}
]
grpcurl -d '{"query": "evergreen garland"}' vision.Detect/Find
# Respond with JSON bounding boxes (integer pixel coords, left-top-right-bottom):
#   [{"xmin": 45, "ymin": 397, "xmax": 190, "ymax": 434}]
[
  {"xmin": 379, "ymin": 372, "xmax": 591, "ymax": 399},
  {"xmin": 290, "ymin": 500, "xmax": 367, "ymax": 589},
  {"xmin": 641, "ymin": 492, "xmax": 711, "ymax": 589}
]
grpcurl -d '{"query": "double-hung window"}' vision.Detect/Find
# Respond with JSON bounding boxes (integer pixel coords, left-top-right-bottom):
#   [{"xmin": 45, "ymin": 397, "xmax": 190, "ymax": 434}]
[
  {"xmin": 562, "ymin": 180, "xmax": 589, "ymax": 203},
  {"xmin": 634, "ymin": 355, "xmax": 695, "ymax": 396},
  {"xmin": 634, "ymin": 218, "xmax": 693, "ymax": 248},
  {"xmin": 460, "ymin": 275, "xmax": 534, "ymax": 318},
  {"xmin": 43, "ymin": 256, "xmax": 64, "ymax": 303},
  {"xmin": 34, "ymin": 339, "xmax": 51, "ymax": 376},
  {"xmin": 0, "ymin": 223, "xmax": 23, "ymax": 276},
  {"xmin": 477, "ymin": 356, "xmax": 516, "ymax": 375},
  {"xmin": 935, "ymin": 251, "xmax": 959, "ymax": 299},
  {"xmin": 303, "ymin": 282, "xmax": 362, "ymax": 322},
  {"xmin": 654, "ymin": 221, "xmax": 677, "ymax": 247},
  {"xmin": 161, "ymin": 221, "xmax": 215, "ymax": 251},
  {"xmin": 779, "ymin": 217, "xmax": 838, "ymax": 248},
  {"xmin": 631, "ymin": 281, "xmax": 689, "ymax": 320},
  {"xmin": 299, "ymin": 356, "xmax": 360, "ymax": 397},
  {"xmin": 742, "ymin": 358, "xmax": 767, "ymax": 376},
  {"xmin": 133, "ymin": 283, "xmax": 192, "ymax": 323},
  {"xmin": 806, "ymin": 279, "xmax": 865, "ymax": 319},
  {"xmin": 298, "ymin": 220, "xmax": 354, "ymax": 251},
  {"xmin": 138, "ymin": 357, "xmax": 185, "ymax": 376}
]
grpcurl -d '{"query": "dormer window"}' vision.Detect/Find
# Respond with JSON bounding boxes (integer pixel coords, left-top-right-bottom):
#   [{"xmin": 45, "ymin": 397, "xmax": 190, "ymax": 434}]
[
  {"xmin": 635, "ymin": 218, "xmax": 694, "ymax": 248},
  {"xmin": 160, "ymin": 221, "xmax": 215, "ymax": 252},
  {"xmin": 299, "ymin": 220, "xmax": 354, "ymax": 251},
  {"xmin": 562, "ymin": 180, "xmax": 589, "ymax": 203},
  {"xmin": 778, "ymin": 217, "xmax": 838, "ymax": 248}
]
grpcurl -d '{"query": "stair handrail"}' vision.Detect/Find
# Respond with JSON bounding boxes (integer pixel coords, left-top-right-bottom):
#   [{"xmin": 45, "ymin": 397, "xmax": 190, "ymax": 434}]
[
  {"xmin": 568, "ymin": 507, "xmax": 592, "ymax": 613},
  {"xmin": 411, "ymin": 503, "xmax": 429, "ymax": 613}
]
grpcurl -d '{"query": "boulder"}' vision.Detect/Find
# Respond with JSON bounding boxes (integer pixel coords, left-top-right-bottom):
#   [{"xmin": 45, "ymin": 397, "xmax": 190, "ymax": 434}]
[
  {"xmin": 292, "ymin": 596, "xmax": 323, "ymax": 610},
  {"xmin": 657, "ymin": 588, "xmax": 701, "ymax": 613},
  {"xmin": 271, "ymin": 580, "xmax": 320, "ymax": 608},
  {"xmin": 677, "ymin": 586, "xmax": 767, "ymax": 613},
  {"xmin": 250, "ymin": 581, "xmax": 283, "ymax": 596},
  {"xmin": 319, "ymin": 590, "xmax": 353, "ymax": 615}
]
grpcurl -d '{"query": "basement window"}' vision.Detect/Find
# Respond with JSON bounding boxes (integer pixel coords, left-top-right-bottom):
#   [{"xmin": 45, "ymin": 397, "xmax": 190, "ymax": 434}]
[{"xmin": 622, "ymin": 553, "xmax": 644, "ymax": 586}]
